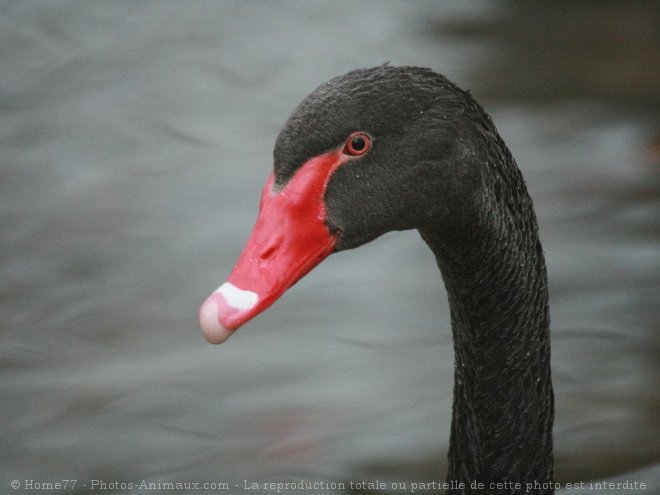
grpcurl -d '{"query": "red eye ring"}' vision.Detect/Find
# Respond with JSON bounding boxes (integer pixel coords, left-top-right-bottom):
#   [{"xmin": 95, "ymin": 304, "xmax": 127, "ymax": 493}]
[{"xmin": 343, "ymin": 132, "xmax": 372, "ymax": 156}]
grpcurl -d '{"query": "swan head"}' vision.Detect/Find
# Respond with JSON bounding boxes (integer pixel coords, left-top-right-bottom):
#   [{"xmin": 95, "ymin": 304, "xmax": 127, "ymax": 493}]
[{"xmin": 200, "ymin": 65, "xmax": 488, "ymax": 343}]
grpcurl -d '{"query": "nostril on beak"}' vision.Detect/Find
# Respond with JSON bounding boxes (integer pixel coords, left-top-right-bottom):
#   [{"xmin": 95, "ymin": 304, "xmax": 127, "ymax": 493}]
[{"xmin": 260, "ymin": 244, "xmax": 278, "ymax": 261}]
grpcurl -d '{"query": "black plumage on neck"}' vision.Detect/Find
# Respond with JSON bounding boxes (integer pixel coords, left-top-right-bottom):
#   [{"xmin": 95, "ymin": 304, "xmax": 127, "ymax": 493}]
[{"xmin": 420, "ymin": 118, "xmax": 553, "ymax": 493}]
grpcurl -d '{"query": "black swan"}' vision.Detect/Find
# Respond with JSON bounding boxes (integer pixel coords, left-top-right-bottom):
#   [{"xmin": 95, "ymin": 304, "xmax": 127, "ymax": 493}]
[{"xmin": 199, "ymin": 65, "xmax": 554, "ymax": 494}]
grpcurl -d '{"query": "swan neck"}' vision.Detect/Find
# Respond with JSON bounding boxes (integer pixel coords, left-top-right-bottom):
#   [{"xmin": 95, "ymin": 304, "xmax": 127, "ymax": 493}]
[{"xmin": 421, "ymin": 179, "xmax": 554, "ymax": 491}]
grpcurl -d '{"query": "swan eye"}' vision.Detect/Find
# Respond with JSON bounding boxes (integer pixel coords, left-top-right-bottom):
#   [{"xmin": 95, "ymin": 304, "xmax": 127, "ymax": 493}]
[{"xmin": 343, "ymin": 132, "xmax": 371, "ymax": 156}]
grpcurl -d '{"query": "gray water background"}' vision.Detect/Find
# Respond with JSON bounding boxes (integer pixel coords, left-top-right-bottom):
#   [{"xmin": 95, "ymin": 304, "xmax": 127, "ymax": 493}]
[{"xmin": 1, "ymin": 1, "xmax": 659, "ymax": 493}]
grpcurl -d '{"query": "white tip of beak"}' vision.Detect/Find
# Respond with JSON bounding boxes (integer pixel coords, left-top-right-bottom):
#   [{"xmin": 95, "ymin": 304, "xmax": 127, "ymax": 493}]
[{"xmin": 199, "ymin": 294, "xmax": 233, "ymax": 344}]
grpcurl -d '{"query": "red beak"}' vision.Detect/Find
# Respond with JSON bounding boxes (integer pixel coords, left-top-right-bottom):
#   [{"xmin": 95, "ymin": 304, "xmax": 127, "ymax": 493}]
[{"xmin": 199, "ymin": 151, "xmax": 345, "ymax": 343}]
